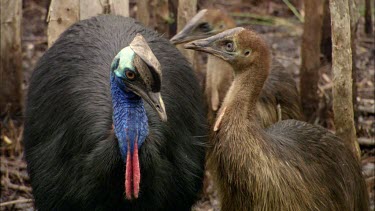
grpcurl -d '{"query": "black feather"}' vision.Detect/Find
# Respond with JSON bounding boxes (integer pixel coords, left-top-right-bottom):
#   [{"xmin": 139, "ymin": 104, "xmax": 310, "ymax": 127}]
[{"xmin": 23, "ymin": 15, "xmax": 207, "ymax": 210}]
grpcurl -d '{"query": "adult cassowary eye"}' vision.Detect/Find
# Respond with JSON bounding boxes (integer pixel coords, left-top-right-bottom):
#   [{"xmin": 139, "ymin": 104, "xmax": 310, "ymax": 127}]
[{"xmin": 125, "ymin": 70, "xmax": 136, "ymax": 80}]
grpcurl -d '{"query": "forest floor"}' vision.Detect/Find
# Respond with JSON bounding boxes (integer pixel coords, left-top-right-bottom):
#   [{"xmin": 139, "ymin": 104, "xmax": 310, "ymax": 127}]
[{"xmin": 1, "ymin": 0, "xmax": 374, "ymax": 210}]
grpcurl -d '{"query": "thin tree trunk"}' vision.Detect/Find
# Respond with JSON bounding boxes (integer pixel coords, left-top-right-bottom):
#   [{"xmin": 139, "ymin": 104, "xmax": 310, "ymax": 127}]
[
  {"xmin": 330, "ymin": 0, "xmax": 360, "ymax": 159},
  {"xmin": 0, "ymin": 0, "xmax": 23, "ymax": 115},
  {"xmin": 320, "ymin": 0, "xmax": 332, "ymax": 63},
  {"xmin": 150, "ymin": 0, "xmax": 170, "ymax": 37},
  {"xmin": 349, "ymin": 0, "xmax": 360, "ymax": 156},
  {"xmin": 80, "ymin": 0, "xmax": 102, "ymax": 20},
  {"xmin": 154, "ymin": 0, "xmax": 171, "ymax": 38},
  {"xmin": 300, "ymin": 0, "xmax": 325, "ymax": 122},
  {"xmin": 80, "ymin": 0, "xmax": 129, "ymax": 20},
  {"xmin": 168, "ymin": 0, "xmax": 178, "ymax": 36},
  {"xmin": 108, "ymin": 0, "xmax": 129, "ymax": 17},
  {"xmin": 177, "ymin": 0, "xmax": 197, "ymax": 71},
  {"xmin": 48, "ymin": 0, "xmax": 129, "ymax": 46},
  {"xmin": 364, "ymin": 0, "xmax": 373, "ymax": 35},
  {"xmin": 137, "ymin": 0, "xmax": 150, "ymax": 26},
  {"xmin": 47, "ymin": 0, "xmax": 79, "ymax": 47}
]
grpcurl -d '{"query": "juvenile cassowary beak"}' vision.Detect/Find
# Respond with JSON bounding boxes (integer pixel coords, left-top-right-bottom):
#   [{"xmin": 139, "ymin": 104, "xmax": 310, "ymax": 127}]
[
  {"xmin": 170, "ymin": 9, "xmax": 212, "ymax": 44},
  {"xmin": 130, "ymin": 34, "xmax": 167, "ymax": 122},
  {"xmin": 184, "ymin": 27, "xmax": 245, "ymax": 61},
  {"xmin": 170, "ymin": 26, "xmax": 195, "ymax": 44}
]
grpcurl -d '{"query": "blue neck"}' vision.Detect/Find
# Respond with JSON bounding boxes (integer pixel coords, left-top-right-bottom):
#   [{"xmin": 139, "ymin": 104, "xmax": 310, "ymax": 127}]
[{"xmin": 110, "ymin": 73, "xmax": 149, "ymax": 161}]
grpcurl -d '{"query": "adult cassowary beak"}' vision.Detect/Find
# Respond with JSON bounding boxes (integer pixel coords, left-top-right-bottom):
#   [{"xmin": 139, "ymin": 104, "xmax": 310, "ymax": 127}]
[{"xmin": 130, "ymin": 34, "xmax": 167, "ymax": 122}]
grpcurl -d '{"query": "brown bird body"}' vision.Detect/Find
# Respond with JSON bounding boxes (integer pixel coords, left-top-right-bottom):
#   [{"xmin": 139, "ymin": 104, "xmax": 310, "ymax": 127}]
[
  {"xmin": 171, "ymin": 9, "xmax": 304, "ymax": 127},
  {"xmin": 185, "ymin": 28, "xmax": 369, "ymax": 211}
]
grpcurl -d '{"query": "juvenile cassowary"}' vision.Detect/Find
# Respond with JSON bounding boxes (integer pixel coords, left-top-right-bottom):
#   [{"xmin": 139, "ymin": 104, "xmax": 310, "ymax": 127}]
[
  {"xmin": 172, "ymin": 9, "xmax": 304, "ymax": 127},
  {"xmin": 23, "ymin": 15, "xmax": 206, "ymax": 210},
  {"xmin": 185, "ymin": 27, "xmax": 369, "ymax": 211}
]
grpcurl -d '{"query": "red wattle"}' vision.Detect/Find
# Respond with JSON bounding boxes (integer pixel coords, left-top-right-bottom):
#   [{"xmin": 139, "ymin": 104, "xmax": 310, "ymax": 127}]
[
  {"xmin": 133, "ymin": 140, "xmax": 140, "ymax": 198},
  {"xmin": 125, "ymin": 141, "xmax": 132, "ymax": 200}
]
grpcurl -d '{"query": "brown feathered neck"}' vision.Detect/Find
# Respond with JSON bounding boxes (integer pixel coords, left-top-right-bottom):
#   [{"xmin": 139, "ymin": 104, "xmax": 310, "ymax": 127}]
[{"xmin": 220, "ymin": 32, "xmax": 271, "ymax": 120}]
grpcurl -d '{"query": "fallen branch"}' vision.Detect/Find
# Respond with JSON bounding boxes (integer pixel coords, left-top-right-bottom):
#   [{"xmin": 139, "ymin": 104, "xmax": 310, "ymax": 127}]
[
  {"xmin": 230, "ymin": 12, "xmax": 302, "ymax": 36},
  {"xmin": 0, "ymin": 159, "xmax": 27, "ymax": 169},
  {"xmin": 358, "ymin": 137, "xmax": 375, "ymax": 146},
  {"xmin": 1, "ymin": 179, "xmax": 32, "ymax": 193},
  {"xmin": 235, "ymin": 19, "xmax": 274, "ymax": 27},
  {"xmin": 358, "ymin": 105, "xmax": 375, "ymax": 114},
  {"xmin": 231, "ymin": 12, "xmax": 275, "ymax": 23},
  {"xmin": 0, "ymin": 199, "xmax": 33, "ymax": 207},
  {"xmin": 0, "ymin": 167, "xmax": 29, "ymax": 181}
]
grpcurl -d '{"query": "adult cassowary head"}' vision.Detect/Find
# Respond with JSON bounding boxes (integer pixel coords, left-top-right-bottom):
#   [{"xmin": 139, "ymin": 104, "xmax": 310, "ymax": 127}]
[{"xmin": 110, "ymin": 34, "xmax": 166, "ymax": 200}]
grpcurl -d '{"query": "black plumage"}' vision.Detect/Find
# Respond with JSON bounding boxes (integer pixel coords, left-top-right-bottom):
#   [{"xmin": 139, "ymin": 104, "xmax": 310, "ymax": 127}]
[{"xmin": 23, "ymin": 15, "xmax": 206, "ymax": 210}]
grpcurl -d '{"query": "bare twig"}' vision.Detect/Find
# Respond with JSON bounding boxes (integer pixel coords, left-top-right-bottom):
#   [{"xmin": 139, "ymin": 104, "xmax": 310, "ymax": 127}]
[
  {"xmin": 0, "ymin": 159, "xmax": 27, "ymax": 169},
  {"xmin": 277, "ymin": 104, "xmax": 282, "ymax": 121},
  {"xmin": 0, "ymin": 167, "xmax": 29, "ymax": 181},
  {"xmin": 235, "ymin": 19, "xmax": 274, "ymax": 26},
  {"xmin": 0, "ymin": 199, "xmax": 33, "ymax": 207},
  {"xmin": 22, "ymin": 36, "xmax": 47, "ymax": 42},
  {"xmin": 231, "ymin": 12, "xmax": 275, "ymax": 22},
  {"xmin": 2, "ymin": 135, "xmax": 12, "ymax": 145},
  {"xmin": 282, "ymin": 0, "xmax": 304, "ymax": 22},
  {"xmin": 358, "ymin": 137, "xmax": 375, "ymax": 146},
  {"xmin": 1, "ymin": 179, "xmax": 32, "ymax": 193},
  {"xmin": 358, "ymin": 105, "xmax": 375, "ymax": 114}
]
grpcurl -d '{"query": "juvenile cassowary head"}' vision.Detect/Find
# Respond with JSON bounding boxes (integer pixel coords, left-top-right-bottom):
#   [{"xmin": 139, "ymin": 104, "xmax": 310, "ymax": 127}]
[
  {"xmin": 170, "ymin": 9, "xmax": 235, "ymax": 44},
  {"xmin": 184, "ymin": 27, "xmax": 270, "ymax": 75},
  {"xmin": 110, "ymin": 34, "xmax": 167, "ymax": 200}
]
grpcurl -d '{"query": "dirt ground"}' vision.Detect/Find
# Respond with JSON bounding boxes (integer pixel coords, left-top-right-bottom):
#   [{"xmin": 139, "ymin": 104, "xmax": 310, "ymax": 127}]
[{"xmin": 1, "ymin": 0, "xmax": 374, "ymax": 210}]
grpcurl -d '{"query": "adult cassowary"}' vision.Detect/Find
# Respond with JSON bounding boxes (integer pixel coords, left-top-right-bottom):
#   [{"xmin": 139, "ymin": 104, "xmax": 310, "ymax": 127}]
[{"xmin": 23, "ymin": 15, "xmax": 206, "ymax": 210}]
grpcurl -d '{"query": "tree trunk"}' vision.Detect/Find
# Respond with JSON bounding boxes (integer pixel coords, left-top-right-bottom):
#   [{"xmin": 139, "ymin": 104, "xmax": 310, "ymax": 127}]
[
  {"xmin": 107, "ymin": 0, "xmax": 129, "ymax": 17},
  {"xmin": 80, "ymin": 0, "xmax": 129, "ymax": 20},
  {"xmin": 80, "ymin": 0, "xmax": 102, "ymax": 20},
  {"xmin": 349, "ymin": 0, "xmax": 360, "ymax": 156},
  {"xmin": 0, "ymin": 0, "xmax": 23, "ymax": 115},
  {"xmin": 364, "ymin": 0, "xmax": 373, "ymax": 35},
  {"xmin": 48, "ymin": 0, "xmax": 129, "ymax": 46},
  {"xmin": 300, "ymin": 0, "xmax": 325, "ymax": 122},
  {"xmin": 168, "ymin": 0, "xmax": 178, "ymax": 36},
  {"xmin": 320, "ymin": 0, "xmax": 332, "ymax": 63},
  {"xmin": 177, "ymin": 0, "xmax": 197, "ymax": 71},
  {"xmin": 152, "ymin": 0, "xmax": 172, "ymax": 38},
  {"xmin": 137, "ymin": 0, "xmax": 150, "ymax": 26},
  {"xmin": 330, "ymin": 0, "xmax": 360, "ymax": 159},
  {"xmin": 47, "ymin": 0, "xmax": 79, "ymax": 47}
]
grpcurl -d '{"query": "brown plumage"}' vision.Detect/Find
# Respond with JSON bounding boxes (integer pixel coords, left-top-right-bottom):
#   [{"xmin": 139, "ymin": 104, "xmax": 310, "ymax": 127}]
[
  {"xmin": 185, "ymin": 27, "xmax": 369, "ymax": 211},
  {"xmin": 171, "ymin": 9, "xmax": 304, "ymax": 127}
]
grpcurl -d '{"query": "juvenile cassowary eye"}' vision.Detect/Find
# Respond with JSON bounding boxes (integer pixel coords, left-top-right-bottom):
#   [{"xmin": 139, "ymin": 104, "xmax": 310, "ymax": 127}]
[
  {"xmin": 225, "ymin": 42, "xmax": 234, "ymax": 52},
  {"xmin": 198, "ymin": 22, "xmax": 211, "ymax": 32}
]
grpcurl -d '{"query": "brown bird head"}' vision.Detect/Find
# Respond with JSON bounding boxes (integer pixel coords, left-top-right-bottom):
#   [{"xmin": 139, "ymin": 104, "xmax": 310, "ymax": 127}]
[
  {"xmin": 184, "ymin": 27, "xmax": 271, "ymax": 77},
  {"xmin": 170, "ymin": 9, "xmax": 236, "ymax": 44}
]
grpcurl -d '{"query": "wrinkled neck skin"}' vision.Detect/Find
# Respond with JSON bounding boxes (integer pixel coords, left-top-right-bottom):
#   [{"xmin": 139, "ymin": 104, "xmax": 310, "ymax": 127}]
[{"xmin": 110, "ymin": 73, "xmax": 148, "ymax": 161}]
